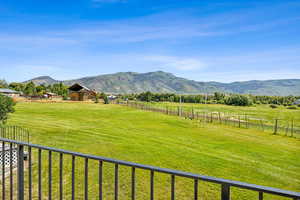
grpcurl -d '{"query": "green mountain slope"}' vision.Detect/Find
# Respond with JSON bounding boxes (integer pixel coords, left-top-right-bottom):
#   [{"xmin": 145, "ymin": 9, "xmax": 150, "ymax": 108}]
[{"xmin": 25, "ymin": 71, "xmax": 300, "ymax": 96}]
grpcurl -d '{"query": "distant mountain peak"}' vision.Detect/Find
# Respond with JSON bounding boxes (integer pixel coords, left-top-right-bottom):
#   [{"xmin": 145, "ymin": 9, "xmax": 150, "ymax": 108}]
[
  {"xmin": 25, "ymin": 76, "xmax": 58, "ymax": 85},
  {"xmin": 34, "ymin": 76, "xmax": 55, "ymax": 80},
  {"xmin": 24, "ymin": 71, "xmax": 300, "ymax": 96}
]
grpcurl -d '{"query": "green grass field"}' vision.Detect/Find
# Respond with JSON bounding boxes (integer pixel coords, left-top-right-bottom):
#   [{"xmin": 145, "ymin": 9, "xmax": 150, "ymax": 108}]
[{"xmin": 6, "ymin": 102, "xmax": 300, "ymax": 199}]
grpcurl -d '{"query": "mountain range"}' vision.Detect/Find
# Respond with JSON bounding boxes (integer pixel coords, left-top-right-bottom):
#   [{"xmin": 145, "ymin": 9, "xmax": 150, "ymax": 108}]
[{"xmin": 25, "ymin": 71, "xmax": 300, "ymax": 96}]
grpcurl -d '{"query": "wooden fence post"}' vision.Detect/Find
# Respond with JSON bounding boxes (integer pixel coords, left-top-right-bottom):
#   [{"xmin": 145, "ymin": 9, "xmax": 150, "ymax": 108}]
[
  {"xmin": 285, "ymin": 123, "xmax": 289, "ymax": 136},
  {"xmin": 192, "ymin": 107, "xmax": 194, "ymax": 119},
  {"xmin": 260, "ymin": 120, "xmax": 264, "ymax": 131},
  {"xmin": 274, "ymin": 119, "xmax": 278, "ymax": 135},
  {"xmin": 245, "ymin": 114, "xmax": 248, "ymax": 128},
  {"xmin": 291, "ymin": 119, "xmax": 294, "ymax": 137}
]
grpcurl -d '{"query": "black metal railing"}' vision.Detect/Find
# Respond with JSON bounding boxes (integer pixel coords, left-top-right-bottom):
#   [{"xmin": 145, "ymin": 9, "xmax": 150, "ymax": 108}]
[
  {"xmin": 0, "ymin": 137, "xmax": 299, "ymax": 200},
  {"xmin": 0, "ymin": 126, "xmax": 30, "ymax": 143}
]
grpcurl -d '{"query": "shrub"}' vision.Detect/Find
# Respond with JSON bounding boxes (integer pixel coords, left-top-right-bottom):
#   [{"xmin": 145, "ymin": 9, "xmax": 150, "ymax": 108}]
[
  {"xmin": 95, "ymin": 94, "xmax": 100, "ymax": 104},
  {"xmin": 217, "ymin": 100, "xmax": 225, "ymax": 104},
  {"xmin": 287, "ymin": 106, "xmax": 297, "ymax": 110},
  {"xmin": 270, "ymin": 104, "xmax": 278, "ymax": 109},
  {"xmin": 225, "ymin": 95, "xmax": 252, "ymax": 106},
  {"xmin": 103, "ymin": 95, "xmax": 109, "ymax": 104},
  {"xmin": 211, "ymin": 100, "xmax": 217, "ymax": 104},
  {"xmin": 62, "ymin": 95, "xmax": 69, "ymax": 101},
  {"xmin": 0, "ymin": 94, "xmax": 16, "ymax": 124},
  {"xmin": 298, "ymin": 104, "xmax": 300, "ymax": 107}
]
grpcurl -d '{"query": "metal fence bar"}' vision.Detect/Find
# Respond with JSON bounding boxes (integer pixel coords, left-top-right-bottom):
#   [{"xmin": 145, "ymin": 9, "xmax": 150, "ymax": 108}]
[
  {"xmin": 48, "ymin": 151, "xmax": 52, "ymax": 200},
  {"xmin": 131, "ymin": 167, "xmax": 135, "ymax": 200},
  {"xmin": 71, "ymin": 155, "xmax": 75, "ymax": 200},
  {"xmin": 59, "ymin": 153, "xmax": 63, "ymax": 200},
  {"xmin": 84, "ymin": 158, "xmax": 89, "ymax": 200},
  {"xmin": 171, "ymin": 175, "xmax": 175, "ymax": 200},
  {"xmin": 28, "ymin": 147, "xmax": 32, "ymax": 200},
  {"xmin": 150, "ymin": 170, "xmax": 154, "ymax": 200},
  {"xmin": 10, "ymin": 143, "xmax": 14, "ymax": 200},
  {"xmin": 17, "ymin": 145, "xmax": 24, "ymax": 200},
  {"xmin": 2, "ymin": 141, "xmax": 5, "ymax": 200},
  {"xmin": 115, "ymin": 164, "xmax": 119, "ymax": 200},
  {"xmin": 194, "ymin": 179, "xmax": 198, "ymax": 200},
  {"xmin": 99, "ymin": 161, "xmax": 103, "ymax": 200},
  {"xmin": 221, "ymin": 184, "xmax": 230, "ymax": 200},
  {"xmin": 38, "ymin": 149, "xmax": 42, "ymax": 200},
  {"xmin": 259, "ymin": 191, "xmax": 263, "ymax": 200}
]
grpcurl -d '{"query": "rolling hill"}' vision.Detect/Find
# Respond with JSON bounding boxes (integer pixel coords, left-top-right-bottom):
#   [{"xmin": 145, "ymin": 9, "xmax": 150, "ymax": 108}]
[{"xmin": 25, "ymin": 71, "xmax": 300, "ymax": 96}]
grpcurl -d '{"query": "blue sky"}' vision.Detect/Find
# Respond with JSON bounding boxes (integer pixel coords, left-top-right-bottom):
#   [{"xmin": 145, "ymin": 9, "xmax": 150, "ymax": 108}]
[{"xmin": 0, "ymin": 0, "xmax": 300, "ymax": 83}]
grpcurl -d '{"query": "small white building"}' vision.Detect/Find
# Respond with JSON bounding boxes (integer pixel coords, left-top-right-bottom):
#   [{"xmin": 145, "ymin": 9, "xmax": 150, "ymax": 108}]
[
  {"xmin": 0, "ymin": 88, "xmax": 20, "ymax": 97},
  {"xmin": 108, "ymin": 95, "xmax": 117, "ymax": 100}
]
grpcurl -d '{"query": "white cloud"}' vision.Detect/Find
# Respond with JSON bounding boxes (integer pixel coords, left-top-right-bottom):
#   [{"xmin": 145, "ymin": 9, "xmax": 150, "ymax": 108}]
[{"xmin": 1, "ymin": 4, "xmax": 298, "ymax": 47}]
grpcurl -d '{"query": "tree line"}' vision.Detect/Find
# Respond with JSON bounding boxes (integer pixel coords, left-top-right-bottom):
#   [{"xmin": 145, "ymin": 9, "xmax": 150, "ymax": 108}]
[
  {"xmin": 121, "ymin": 91, "xmax": 300, "ymax": 106},
  {"xmin": 1, "ymin": 79, "xmax": 299, "ymax": 106},
  {"xmin": 0, "ymin": 80, "xmax": 68, "ymax": 97},
  {"xmin": 1, "ymin": 79, "xmax": 112, "ymax": 103}
]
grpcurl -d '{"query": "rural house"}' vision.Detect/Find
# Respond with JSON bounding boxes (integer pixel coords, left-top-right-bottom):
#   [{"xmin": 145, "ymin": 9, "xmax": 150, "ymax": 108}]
[
  {"xmin": 0, "ymin": 88, "xmax": 20, "ymax": 97},
  {"xmin": 68, "ymin": 83, "xmax": 96, "ymax": 101}
]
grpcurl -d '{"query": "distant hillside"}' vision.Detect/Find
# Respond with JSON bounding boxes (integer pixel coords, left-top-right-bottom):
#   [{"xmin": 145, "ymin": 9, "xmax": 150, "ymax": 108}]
[
  {"xmin": 25, "ymin": 71, "xmax": 300, "ymax": 96},
  {"xmin": 24, "ymin": 76, "xmax": 58, "ymax": 85}
]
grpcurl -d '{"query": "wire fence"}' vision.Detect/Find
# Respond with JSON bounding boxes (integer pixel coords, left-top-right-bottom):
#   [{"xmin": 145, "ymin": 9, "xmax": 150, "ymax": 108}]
[{"xmin": 121, "ymin": 101, "xmax": 300, "ymax": 138}]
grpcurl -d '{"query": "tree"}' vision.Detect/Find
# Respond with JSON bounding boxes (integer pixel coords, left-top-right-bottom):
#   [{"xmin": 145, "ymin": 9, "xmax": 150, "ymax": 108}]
[
  {"xmin": 224, "ymin": 94, "xmax": 252, "ymax": 106},
  {"xmin": 0, "ymin": 79, "xmax": 8, "ymax": 88},
  {"xmin": 24, "ymin": 82, "xmax": 37, "ymax": 96},
  {"xmin": 36, "ymin": 85, "xmax": 46, "ymax": 95},
  {"xmin": 95, "ymin": 93, "xmax": 100, "ymax": 103},
  {"xmin": 137, "ymin": 91, "xmax": 153, "ymax": 102},
  {"xmin": 103, "ymin": 94, "xmax": 109, "ymax": 104},
  {"xmin": 214, "ymin": 92, "xmax": 225, "ymax": 102},
  {"xmin": 9, "ymin": 82, "xmax": 25, "ymax": 92},
  {"xmin": 0, "ymin": 94, "xmax": 16, "ymax": 124}
]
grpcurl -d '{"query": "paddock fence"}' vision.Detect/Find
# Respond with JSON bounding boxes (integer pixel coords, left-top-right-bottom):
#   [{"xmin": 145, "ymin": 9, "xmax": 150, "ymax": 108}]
[{"xmin": 121, "ymin": 101, "xmax": 300, "ymax": 138}]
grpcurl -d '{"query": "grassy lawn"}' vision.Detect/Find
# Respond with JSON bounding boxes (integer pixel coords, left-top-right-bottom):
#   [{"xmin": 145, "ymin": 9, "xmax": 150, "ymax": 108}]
[{"xmin": 6, "ymin": 102, "xmax": 300, "ymax": 199}]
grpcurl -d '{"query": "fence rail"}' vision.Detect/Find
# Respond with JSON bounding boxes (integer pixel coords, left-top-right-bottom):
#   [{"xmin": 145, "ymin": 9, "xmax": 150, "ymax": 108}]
[
  {"xmin": 0, "ymin": 126, "xmax": 30, "ymax": 143},
  {"xmin": 0, "ymin": 137, "xmax": 299, "ymax": 200},
  {"xmin": 122, "ymin": 101, "xmax": 300, "ymax": 137}
]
